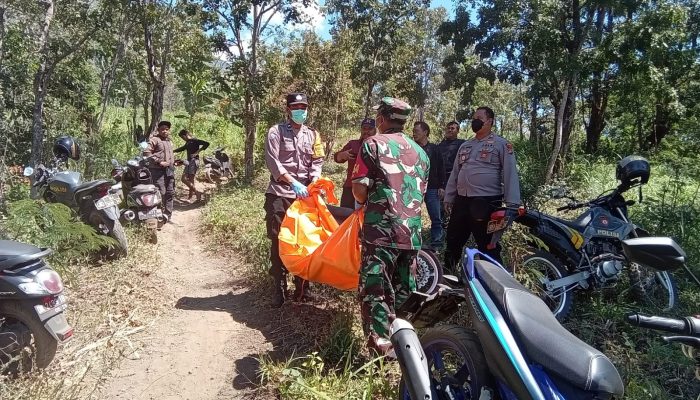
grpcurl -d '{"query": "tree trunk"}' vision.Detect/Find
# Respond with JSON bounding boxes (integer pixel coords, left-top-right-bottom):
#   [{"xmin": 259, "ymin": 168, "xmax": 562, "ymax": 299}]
[
  {"xmin": 30, "ymin": 0, "xmax": 55, "ymax": 167},
  {"xmin": 584, "ymin": 76, "xmax": 608, "ymax": 154},
  {"xmin": 0, "ymin": 6, "xmax": 6, "ymax": 69},
  {"xmin": 95, "ymin": 17, "xmax": 130, "ymax": 133},
  {"xmin": 243, "ymin": 90, "xmax": 256, "ymax": 183},
  {"xmin": 364, "ymin": 80, "xmax": 374, "ymax": 118},
  {"xmin": 559, "ymin": 87, "xmax": 576, "ymax": 161},
  {"xmin": 647, "ymin": 103, "xmax": 671, "ymax": 148},
  {"xmin": 142, "ymin": 3, "xmax": 172, "ymax": 136},
  {"xmin": 529, "ymin": 96, "xmax": 538, "ymax": 143},
  {"xmin": 546, "ymin": 82, "xmax": 570, "ymax": 183}
]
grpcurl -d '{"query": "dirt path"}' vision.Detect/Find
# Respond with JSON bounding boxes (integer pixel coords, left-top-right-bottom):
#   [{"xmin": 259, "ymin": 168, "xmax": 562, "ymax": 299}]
[{"xmin": 99, "ymin": 204, "xmax": 275, "ymax": 400}]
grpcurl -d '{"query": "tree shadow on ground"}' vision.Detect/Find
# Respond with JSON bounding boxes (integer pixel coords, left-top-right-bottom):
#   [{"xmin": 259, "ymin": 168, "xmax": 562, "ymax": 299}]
[{"xmin": 175, "ymin": 287, "xmax": 340, "ymax": 391}]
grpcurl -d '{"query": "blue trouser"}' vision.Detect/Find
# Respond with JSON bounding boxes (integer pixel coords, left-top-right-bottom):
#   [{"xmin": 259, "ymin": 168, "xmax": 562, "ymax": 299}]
[{"xmin": 425, "ymin": 188, "xmax": 443, "ymax": 246}]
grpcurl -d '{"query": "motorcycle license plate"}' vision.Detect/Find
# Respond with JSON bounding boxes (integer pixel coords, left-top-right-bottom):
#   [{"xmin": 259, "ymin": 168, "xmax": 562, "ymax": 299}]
[
  {"xmin": 487, "ymin": 218, "xmax": 509, "ymax": 234},
  {"xmin": 94, "ymin": 193, "xmax": 120, "ymax": 210},
  {"xmin": 138, "ymin": 208, "xmax": 162, "ymax": 220}
]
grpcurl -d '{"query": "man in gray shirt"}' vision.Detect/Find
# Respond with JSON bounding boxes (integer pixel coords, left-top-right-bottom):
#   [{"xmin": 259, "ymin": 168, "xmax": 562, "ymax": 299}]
[
  {"xmin": 264, "ymin": 92, "xmax": 324, "ymax": 307},
  {"xmin": 443, "ymin": 106, "xmax": 521, "ymax": 271}
]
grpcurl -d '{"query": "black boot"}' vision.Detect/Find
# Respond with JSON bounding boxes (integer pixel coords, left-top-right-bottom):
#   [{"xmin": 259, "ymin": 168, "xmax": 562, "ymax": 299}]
[
  {"xmin": 293, "ymin": 277, "xmax": 317, "ymax": 302},
  {"xmin": 271, "ymin": 276, "xmax": 288, "ymax": 308}
]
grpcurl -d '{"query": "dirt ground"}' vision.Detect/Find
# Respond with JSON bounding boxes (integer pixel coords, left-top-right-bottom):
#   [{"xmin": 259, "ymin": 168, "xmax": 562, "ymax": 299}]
[{"xmin": 98, "ymin": 201, "xmax": 277, "ymax": 400}]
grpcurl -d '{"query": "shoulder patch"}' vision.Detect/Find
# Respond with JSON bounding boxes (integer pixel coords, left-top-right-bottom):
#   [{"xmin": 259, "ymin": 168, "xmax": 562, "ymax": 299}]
[{"xmin": 506, "ymin": 142, "xmax": 513, "ymax": 154}]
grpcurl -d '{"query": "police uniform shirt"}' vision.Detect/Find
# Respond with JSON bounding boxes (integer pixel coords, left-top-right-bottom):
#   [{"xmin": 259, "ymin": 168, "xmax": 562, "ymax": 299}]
[
  {"xmin": 265, "ymin": 123, "xmax": 324, "ymax": 198},
  {"xmin": 444, "ymin": 132, "xmax": 521, "ymax": 205}
]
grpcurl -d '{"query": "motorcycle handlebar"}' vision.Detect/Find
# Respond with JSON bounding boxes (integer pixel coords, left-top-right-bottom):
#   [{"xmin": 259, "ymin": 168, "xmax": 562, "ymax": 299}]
[{"xmin": 626, "ymin": 313, "xmax": 700, "ymax": 336}]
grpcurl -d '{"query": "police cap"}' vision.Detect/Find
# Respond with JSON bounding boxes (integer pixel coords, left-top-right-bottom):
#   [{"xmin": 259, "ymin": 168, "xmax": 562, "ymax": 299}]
[{"xmin": 286, "ymin": 92, "xmax": 308, "ymax": 106}]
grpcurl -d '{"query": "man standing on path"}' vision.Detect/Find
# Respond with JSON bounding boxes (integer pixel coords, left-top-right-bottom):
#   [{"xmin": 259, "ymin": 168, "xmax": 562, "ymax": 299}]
[
  {"xmin": 352, "ymin": 97, "xmax": 429, "ymax": 354},
  {"xmin": 144, "ymin": 120, "xmax": 175, "ymax": 222},
  {"xmin": 334, "ymin": 118, "xmax": 376, "ymax": 209},
  {"xmin": 174, "ymin": 129, "xmax": 209, "ymax": 203},
  {"xmin": 412, "ymin": 121, "xmax": 445, "ymax": 248},
  {"xmin": 264, "ymin": 92, "xmax": 324, "ymax": 308},
  {"xmin": 443, "ymin": 107, "xmax": 521, "ymax": 272}
]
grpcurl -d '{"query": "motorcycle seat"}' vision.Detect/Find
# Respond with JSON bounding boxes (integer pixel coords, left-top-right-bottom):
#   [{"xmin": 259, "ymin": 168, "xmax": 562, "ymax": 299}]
[
  {"xmin": 527, "ymin": 209, "xmax": 588, "ymax": 232},
  {"xmin": 0, "ymin": 240, "xmax": 50, "ymax": 270},
  {"xmin": 474, "ymin": 260, "xmax": 624, "ymax": 397},
  {"xmin": 74, "ymin": 179, "xmax": 110, "ymax": 195},
  {"xmin": 131, "ymin": 184, "xmax": 159, "ymax": 194}
]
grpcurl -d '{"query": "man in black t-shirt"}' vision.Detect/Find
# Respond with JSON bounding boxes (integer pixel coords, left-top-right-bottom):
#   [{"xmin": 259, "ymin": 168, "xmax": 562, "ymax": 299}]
[{"xmin": 175, "ymin": 129, "xmax": 209, "ymax": 202}]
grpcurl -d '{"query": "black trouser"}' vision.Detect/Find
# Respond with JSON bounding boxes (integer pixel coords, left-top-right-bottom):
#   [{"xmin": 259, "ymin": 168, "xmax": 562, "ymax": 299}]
[
  {"xmin": 150, "ymin": 168, "xmax": 174, "ymax": 217},
  {"xmin": 263, "ymin": 193, "xmax": 307, "ymax": 293},
  {"xmin": 340, "ymin": 186, "xmax": 355, "ymax": 209},
  {"xmin": 444, "ymin": 195, "xmax": 503, "ymax": 273}
]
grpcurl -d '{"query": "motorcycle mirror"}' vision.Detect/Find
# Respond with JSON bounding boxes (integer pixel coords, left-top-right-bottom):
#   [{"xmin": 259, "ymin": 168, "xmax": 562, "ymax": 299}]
[
  {"xmin": 23, "ymin": 166, "xmax": 34, "ymax": 177},
  {"xmin": 111, "ymin": 159, "xmax": 120, "ymax": 167}
]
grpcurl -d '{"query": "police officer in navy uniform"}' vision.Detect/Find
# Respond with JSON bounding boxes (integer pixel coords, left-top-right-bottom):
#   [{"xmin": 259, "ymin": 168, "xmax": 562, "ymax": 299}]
[
  {"xmin": 443, "ymin": 106, "xmax": 521, "ymax": 271},
  {"xmin": 264, "ymin": 92, "xmax": 324, "ymax": 307}
]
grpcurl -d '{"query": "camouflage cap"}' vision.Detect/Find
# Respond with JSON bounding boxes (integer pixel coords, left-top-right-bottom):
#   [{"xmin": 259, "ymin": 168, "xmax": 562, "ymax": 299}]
[{"xmin": 373, "ymin": 97, "xmax": 412, "ymax": 121}]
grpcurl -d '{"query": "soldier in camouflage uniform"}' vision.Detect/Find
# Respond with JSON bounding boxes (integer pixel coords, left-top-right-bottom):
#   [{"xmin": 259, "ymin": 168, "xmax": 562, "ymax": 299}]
[{"xmin": 351, "ymin": 97, "xmax": 429, "ymax": 354}]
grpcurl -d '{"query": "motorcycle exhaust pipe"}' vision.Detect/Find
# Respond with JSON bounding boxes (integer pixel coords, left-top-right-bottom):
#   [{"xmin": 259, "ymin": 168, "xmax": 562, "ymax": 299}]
[
  {"xmin": 390, "ymin": 319, "xmax": 432, "ymax": 400},
  {"xmin": 122, "ymin": 209, "xmax": 136, "ymax": 221}
]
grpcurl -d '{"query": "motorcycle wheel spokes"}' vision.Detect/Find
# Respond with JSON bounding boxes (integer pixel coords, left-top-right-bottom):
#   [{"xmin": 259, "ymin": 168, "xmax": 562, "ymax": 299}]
[
  {"xmin": 518, "ymin": 255, "xmax": 568, "ymax": 317},
  {"xmin": 427, "ymin": 345, "xmax": 473, "ymax": 399},
  {"xmin": 629, "ymin": 264, "xmax": 677, "ymax": 311}
]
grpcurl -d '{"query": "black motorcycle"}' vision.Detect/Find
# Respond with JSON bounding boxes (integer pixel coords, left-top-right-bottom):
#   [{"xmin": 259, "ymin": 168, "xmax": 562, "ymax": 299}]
[
  {"xmin": 202, "ymin": 147, "xmax": 232, "ymax": 183},
  {"xmin": 0, "ymin": 241, "xmax": 73, "ymax": 374},
  {"xmin": 491, "ymin": 156, "xmax": 686, "ymax": 320},
  {"xmin": 24, "ymin": 136, "xmax": 128, "ymax": 257},
  {"xmin": 111, "ymin": 151, "xmax": 165, "ymax": 244}
]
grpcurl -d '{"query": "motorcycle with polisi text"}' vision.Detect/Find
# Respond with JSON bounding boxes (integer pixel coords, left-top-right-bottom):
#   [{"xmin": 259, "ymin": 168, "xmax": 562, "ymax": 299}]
[
  {"xmin": 0, "ymin": 241, "xmax": 73, "ymax": 374},
  {"xmin": 489, "ymin": 156, "xmax": 688, "ymax": 320},
  {"xmin": 23, "ymin": 136, "xmax": 128, "ymax": 258}
]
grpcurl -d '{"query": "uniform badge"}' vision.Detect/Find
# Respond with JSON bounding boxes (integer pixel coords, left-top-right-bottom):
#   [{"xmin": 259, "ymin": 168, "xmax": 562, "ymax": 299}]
[
  {"xmin": 480, "ymin": 151, "xmax": 488, "ymax": 159},
  {"xmin": 460, "ymin": 154, "xmax": 467, "ymax": 163},
  {"xmin": 296, "ymin": 94, "xmax": 302, "ymax": 101},
  {"xmin": 506, "ymin": 143, "xmax": 513, "ymax": 154}
]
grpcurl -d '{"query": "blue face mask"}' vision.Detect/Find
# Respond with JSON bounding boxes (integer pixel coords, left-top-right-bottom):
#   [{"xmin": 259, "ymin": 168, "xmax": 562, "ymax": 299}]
[{"xmin": 290, "ymin": 109, "xmax": 308, "ymax": 124}]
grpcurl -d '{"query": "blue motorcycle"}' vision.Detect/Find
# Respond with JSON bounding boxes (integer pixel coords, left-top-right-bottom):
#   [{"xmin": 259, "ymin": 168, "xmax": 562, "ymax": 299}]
[{"xmin": 392, "ymin": 243, "xmax": 685, "ymax": 399}]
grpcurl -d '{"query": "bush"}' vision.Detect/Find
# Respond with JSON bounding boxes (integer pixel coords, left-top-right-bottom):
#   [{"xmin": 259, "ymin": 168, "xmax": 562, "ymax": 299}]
[{"xmin": 0, "ymin": 199, "xmax": 112, "ymax": 274}]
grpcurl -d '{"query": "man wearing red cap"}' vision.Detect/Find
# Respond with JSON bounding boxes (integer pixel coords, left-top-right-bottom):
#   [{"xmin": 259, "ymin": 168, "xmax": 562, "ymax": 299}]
[
  {"xmin": 334, "ymin": 118, "xmax": 376, "ymax": 209},
  {"xmin": 264, "ymin": 92, "xmax": 324, "ymax": 307}
]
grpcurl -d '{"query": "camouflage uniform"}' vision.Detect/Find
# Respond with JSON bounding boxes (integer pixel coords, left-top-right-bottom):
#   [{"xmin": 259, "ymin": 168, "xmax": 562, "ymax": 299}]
[{"xmin": 351, "ymin": 97, "xmax": 429, "ymax": 351}]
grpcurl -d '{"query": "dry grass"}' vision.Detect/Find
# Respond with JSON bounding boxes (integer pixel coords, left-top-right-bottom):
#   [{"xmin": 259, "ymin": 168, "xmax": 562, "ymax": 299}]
[{"xmin": 0, "ymin": 227, "xmax": 167, "ymax": 400}]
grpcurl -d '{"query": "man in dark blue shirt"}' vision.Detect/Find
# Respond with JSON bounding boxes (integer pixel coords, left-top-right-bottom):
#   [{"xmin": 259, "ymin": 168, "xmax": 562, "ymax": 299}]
[{"xmin": 413, "ymin": 121, "xmax": 446, "ymax": 247}]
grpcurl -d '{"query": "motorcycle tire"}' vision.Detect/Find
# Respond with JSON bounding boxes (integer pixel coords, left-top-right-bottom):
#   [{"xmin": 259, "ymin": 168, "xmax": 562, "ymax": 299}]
[
  {"xmin": 627, "ymin": 264, "xmax": 678, "ymax": 312},
  {"xmin": 398, "ymin": 325, "xmax": 493, "ymax": 400},
  {"xmin": 0, "ymin": 301, "xmax": 57, "ymax": 374},
  {"xmin": 518, "ymin": 250, "xmax": 573, "ymax": 321},
  {"xmin": 108, "ymin": 220, "xmax": 129, "ymax": 258},
  {"xmin": 414, "ymin": 249, "xmax": 443, "ymax": 295}
]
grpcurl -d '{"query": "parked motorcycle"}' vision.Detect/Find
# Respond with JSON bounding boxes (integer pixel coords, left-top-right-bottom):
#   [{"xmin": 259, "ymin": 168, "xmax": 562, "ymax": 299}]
[
  {"xmin": 111, "ymin": 146, "xmax": 164, "ymax": 244},
  {"xmin": 489, "ymin": 156, "xmax": 687, "ymax": 320},
  {"xmin": 0, "ymin": 241, "xmax": 73, "ymax": 374},
  {"xmin": 24, "ymin": 136, "xmax": 128, "ymax": 257},
  {"xmin": 397, "ymin": 247, "xmax": 626, "ymax": 399},
  {"xmin": 202, "ymin": 147, "xmax": 232, "ymax": 183}
]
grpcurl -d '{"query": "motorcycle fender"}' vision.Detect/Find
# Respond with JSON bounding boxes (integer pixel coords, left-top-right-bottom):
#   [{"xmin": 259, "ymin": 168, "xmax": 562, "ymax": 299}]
[
  {"xmin": 43, "ymin": 312, "xmax": 73, "ymax": 343},
  {"xmin": 100, "ymin": 205, "xmax": 120, "ymax": 221}
]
